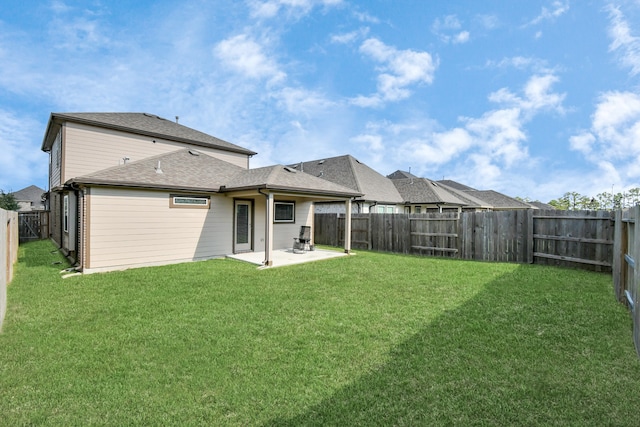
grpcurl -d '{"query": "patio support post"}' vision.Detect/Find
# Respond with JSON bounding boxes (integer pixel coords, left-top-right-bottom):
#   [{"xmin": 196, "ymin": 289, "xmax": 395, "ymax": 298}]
[
  {"xmin": 264, "ymin": 192, "xmax": 274, "ymax": 266},
  {"xmin": 344, "ymin": 198, "xmax": 352, "ymax": 254}
]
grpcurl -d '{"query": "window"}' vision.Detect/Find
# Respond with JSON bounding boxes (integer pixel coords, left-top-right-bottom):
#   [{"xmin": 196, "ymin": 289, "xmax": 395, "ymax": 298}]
[
  {"xmin": 415, "ymin": 206, "xmax": 422, "ymax": 214},
  {"xmin": 274, "ymin": 201, "xmax": 295, "ymax": 223},
  {"xmin": 63, "ymin": 194, "xmax": 69, "ymax": 232},
  {"xmin": 170, "ymin": 195, "xmax": 210, "ymax": 209}
]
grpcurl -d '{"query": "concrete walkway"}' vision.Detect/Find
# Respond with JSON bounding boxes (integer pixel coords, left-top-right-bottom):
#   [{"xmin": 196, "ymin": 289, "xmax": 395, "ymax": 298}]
[{"xmin": 227, "ymin": 248, "xmax": 350, "ymax": 268}]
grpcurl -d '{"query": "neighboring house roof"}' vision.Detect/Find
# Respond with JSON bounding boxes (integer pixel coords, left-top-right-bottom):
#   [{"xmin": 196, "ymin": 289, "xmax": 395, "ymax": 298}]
[
  {"xmin": 437, "ymin": 180, "xmax": 478, "ymax": 191},
  {"xmin": 391, "ymin": 178, "xmax": 468, "ymax": 206},
  {"xmin": 69, "ymin": 149, "xmax": 361, "ymax": 198},
  {"xmin": 221, "ymin": 166, "xmax": 362, "ymax": 198},
  {"xmin": 463, "ymin": 190, "xmax": 532, "ymax": 210},
  {"xmin": 436, "ymin": 180, "xmax": 530, "ymax": 210},
  {"xmin": 290, "ymin": 155, "xmax": 404, "ymax": 204},
  {"xmin": 387, "ymin": 170, "xmax": 419, "ymax": 180},
  {"xmin": 41, "ymin": 112, "xmax": 257, "ymax": 156},
  {"xmin": 69, "ymin": 149, "xmax": 245, "ymax": 192},
  {"xmin": 12, "ymin": 185, "xmax": 46, "ymax": 203},
  {"xmin": 435, "ymin": 182, "xmax": 493, "ymax": 210},
  {"xmin": 528, "ymin": 201, "xmax": 554, "ymax": 210}
]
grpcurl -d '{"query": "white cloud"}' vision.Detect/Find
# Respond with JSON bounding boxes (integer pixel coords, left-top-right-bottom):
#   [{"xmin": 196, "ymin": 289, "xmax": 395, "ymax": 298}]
[
  {"xmin": 432, "ymin": 15, "xmax": 462, "ymax": 32},
  {"xmin": 0, "ymin": 110, "xmax": 48, "ymax": 191},
  {"xmin": 527, "ymin": 0, "xmax": 569, "ymax": 26},
  {"xmin": 330, "ymin": 27, "xmax": 369, "ymax": 44},
  {"xmin": 352, "ymin": 38, "xmax": 437, "ymax": 106},
  {"xmin": 485, "ymin": 56, "xmax": 555, "ymax": 74},
  {"xmin": 214, "ymin": 34, "xmax": 286, "ymax": 84},
  {"xmin": 432, "ymin": 14, "xmax": 470, "ymax": 44},
  {"xmin": 353, "ymin": 10, "xmax": 379, "ymax": 24},
  {"xmin": 488, "ymin": 74, "xmax": 565, "ymax": 115},
  {"xmin": 453, "ymin": 31, "xmax": 470, "ymax": 44},
  {"xmin": 607, "ymin": 4, "xmax": 640, "ymax": 75},
  {"xmin": 570, "ymin": 91, "xmax": 640, "ymax": 185},
  {"xmin": 247, "ymin": 0, "xmax": 343, "ymax": 19}
]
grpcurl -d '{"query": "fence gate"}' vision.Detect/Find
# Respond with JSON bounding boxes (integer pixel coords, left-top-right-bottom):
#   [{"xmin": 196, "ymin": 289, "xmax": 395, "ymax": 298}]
[{"xmin": 18, "ymin": 211, "xmax": 48, "ymax": 243}]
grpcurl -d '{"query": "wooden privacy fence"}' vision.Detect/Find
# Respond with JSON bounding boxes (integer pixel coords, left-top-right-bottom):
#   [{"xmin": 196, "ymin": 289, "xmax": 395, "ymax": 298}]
[
  {"xmin": 613, "ymin": 206, "xmax": 640, "ymax": 357},
  {"xmin": 315, "ymin": 209, "xmax": 615, "ymax": 271},
  {"xmin": 18, "ymin": 211, "xmax": 49, "ymax": 243},
  {"xmin": 1, "ymin": 208, "xmax": 19, "ymax": 332}
]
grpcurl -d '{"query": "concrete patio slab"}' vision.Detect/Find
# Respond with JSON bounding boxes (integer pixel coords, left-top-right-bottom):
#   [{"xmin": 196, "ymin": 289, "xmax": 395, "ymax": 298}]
[{"xmin": 227, "ymin": 248, "xmax": 350, "ymax": 268}]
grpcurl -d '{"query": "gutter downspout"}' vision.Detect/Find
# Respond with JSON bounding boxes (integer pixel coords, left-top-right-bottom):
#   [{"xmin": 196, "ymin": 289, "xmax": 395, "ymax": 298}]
[{"xmin": 258, "ymin": 188, "xmax": 274, "ymax": 266}]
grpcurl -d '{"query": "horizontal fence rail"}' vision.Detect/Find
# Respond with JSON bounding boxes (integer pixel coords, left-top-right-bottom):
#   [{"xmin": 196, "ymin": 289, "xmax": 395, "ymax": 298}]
[{"xmin": 315, "ymin": 209, "xmax": 615, "ymax": 272}]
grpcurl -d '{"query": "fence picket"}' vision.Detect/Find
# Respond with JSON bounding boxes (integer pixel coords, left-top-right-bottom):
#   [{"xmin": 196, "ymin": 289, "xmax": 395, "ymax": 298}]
[{"xmin": 315, "ymin": 210, "xmax": 615, "ymax": 271}]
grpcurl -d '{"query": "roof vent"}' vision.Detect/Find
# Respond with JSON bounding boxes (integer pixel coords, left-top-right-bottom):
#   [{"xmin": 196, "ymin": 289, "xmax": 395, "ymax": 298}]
[
  {"xmin": 318, "ymin": 160, "xmax": 325, "ymax": 165},
  {"xmin": 155, "ymin": 160, "xmax": 163, "ymax": 174},
  {"xmin": 189, "ymin": 150, "xmax": 200, "ymax": 156},
  {"xmin": 283, "ymin": 166, "xmax": 297, "ymax": 173}
]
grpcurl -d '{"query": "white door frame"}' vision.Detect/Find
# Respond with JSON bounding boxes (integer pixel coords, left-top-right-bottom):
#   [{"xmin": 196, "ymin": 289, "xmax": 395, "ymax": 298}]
[{"xmin": 234, "ymin": 199, "xmax": 253, "ymax": 253}]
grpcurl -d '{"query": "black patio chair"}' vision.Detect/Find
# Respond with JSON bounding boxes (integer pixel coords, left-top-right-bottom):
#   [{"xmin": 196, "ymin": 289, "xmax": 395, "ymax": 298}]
[{"xmin": 293, "ymin": 225, "xmax": 311, "ymax": 253}]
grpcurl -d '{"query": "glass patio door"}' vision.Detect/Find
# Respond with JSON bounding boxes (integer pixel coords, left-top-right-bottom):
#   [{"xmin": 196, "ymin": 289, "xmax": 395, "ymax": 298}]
[{"xmin": 234, "ymin": 201, "xmax": 252, "ymax": 252}]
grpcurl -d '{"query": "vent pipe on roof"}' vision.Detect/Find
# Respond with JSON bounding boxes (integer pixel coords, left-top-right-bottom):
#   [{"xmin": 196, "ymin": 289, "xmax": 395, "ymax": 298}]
[
  {"xmin": 123, "ymin": 156, "xmax": 130, "ymax": 165},
  {"xmin": 155, "ymin": 160, "xmax": 163, "ymax": 174},
  {"xmin": 175, "ymin": 116, "xmax": 179, "ymax": 124}
]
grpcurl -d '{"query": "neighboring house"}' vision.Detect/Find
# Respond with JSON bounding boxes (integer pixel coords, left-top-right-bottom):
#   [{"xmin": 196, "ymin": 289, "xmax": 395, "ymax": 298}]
[
  {"xmin": 388, "ymin": 176, "xmax": 469, "ymax": 213},
  {"xmin": 41, "ymin": 112, "xmax": 360, "ymax": 273},
  {"xmin": 11, "ymin": 185, "xmax": 46, "ymax": 211},
  {"xmin": 290, "ymin": 155, "xmax": 404, "ymax": 213},
  {"xmin": 528, "ymin": 200, "xmax": 554, "ymax": 210},
  {"xmin": 437, "ymin": 180, "xmax": 532, "ymax": 211}
]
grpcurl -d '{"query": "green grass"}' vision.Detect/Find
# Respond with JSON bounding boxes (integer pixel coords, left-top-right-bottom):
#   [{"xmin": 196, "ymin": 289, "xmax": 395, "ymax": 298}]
[{"xmin": 1, "ymin": 240, "xmax": 639, "ymax": 426}]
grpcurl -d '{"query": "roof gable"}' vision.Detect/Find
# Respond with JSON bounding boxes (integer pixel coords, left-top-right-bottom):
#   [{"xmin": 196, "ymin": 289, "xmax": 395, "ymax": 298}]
[
  {"xmin": 290, "ymin": 155, "xmax": 404, "ymax": 204},
  {"xmin": 11, "ymin": 185, "xmax": 46, "ymax": 202},
  {"xmin": 42, "ymin": 112, "xmax": 256, "ymax": 156},
  {"xmin": 392, "ymin": 178, "xmax": 467, "ymax": 205}
]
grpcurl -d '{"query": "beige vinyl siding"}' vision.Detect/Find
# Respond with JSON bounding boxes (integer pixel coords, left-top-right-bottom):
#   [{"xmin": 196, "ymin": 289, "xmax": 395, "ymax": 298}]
[
  {"xmin": 64, "ymin": 122, "xmax": 249, "ymax": 179},
  {"xmin": 86, "ymin": 188, "xmax": 233, "ymax": 272},
  {"xmin": 251, "ymin": 196, "xmax": 314, "ymax": 251},
  {"xmin": 50, "ymin": 131, "xmax": 62, "ymax": 188}
]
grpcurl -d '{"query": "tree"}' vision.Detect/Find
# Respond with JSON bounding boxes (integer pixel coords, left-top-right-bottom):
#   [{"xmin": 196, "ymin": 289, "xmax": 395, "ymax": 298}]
[{"xmin": 0, "ymin": 190, "xmax": 19, "ymax": 211}]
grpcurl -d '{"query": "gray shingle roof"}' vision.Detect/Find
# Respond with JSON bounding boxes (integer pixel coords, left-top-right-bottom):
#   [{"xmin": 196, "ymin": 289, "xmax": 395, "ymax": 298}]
[
  {"xmin": 290, "ymin": 155, "xmax": 404, "ymax": 204},
  {"xmin": 387, "ymin": 170, "xmax": 419, "ymax": 179},
  {"xmin": 69, "ymin": 149, "xmax": 245, "ymax": 192},
  {"xmin": 68, "ymin": 149, "xmax": 361, "ymax": 197},
  {"xmin": 437, "ymin": 180, "xmax": 478, "ymax": 191},
  {"xmin": 42, "ymin": 112, "xmax": 256, "ymax": 156},
  {"xmin": 465, "ymin": 190, "xmax": 532, "ymax": 209},
  {"xmin": 434, "ymin": 182, "xmax": 493, "ymax": 209},
  {"xmin": 222, "ymin": 165, "xmax": 361, "ymax": 197},
  {"xmin": 391, "ymin": 178, "xmax": 467, "ymax": 205},
  {"xmin": 11, "ymin": 185, "xmax": 46, "ymax": 202}
]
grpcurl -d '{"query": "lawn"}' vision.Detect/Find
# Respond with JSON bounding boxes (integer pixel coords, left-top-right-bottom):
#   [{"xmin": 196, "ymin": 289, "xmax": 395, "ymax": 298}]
[{"xmin": 1, "ymin": 240, "xmax": 639, "ymax": 426}]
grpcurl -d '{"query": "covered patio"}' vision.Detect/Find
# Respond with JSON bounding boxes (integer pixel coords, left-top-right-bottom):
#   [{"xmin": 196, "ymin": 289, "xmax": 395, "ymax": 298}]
[{"xmin": 227, "ymin": 247, "xmax": 351, "ymax": 268}]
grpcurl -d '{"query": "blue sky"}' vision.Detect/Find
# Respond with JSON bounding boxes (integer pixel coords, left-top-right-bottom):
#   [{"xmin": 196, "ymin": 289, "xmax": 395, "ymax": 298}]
[{"xmin": 1, "ymin": 0, "xmax": 640, "ymax": 202}]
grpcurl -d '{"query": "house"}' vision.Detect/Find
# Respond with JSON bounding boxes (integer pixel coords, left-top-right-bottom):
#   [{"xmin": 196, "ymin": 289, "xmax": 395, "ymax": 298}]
[
  {"xmin": 437, "ymin": 180, "xmax": 532, "ymax": 211},
  {"xmin": 289, "ymin": 155, "xmax": 404, "ymax": 213},
  {"xmin": 41, "ymin": 112, "xmax": 360, "ymax": 273},
  {"xmin": 388, "ymin": 176, "xmax": 468, "ymax": 213},
  {"xmin": 11, "ymin": 185, "xmax": 46, "ymax": 211}
]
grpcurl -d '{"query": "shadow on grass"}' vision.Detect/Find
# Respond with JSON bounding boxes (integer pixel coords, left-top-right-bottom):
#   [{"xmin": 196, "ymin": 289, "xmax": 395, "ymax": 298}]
[
  {"xmin": 18, "ymin": 240, "xmax": 70, "ymax": 270},
  {"xmin": 265, "ymin": 265, "xmax": 635, "ymax": 427}
]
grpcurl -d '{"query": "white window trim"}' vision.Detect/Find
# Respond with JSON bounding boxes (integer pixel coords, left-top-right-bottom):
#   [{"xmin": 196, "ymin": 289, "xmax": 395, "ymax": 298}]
[
  {"xmin": 169, "ymin": 194, "xmax": 211, "ymax": 209},
  {"xmin": 274, "ymin": 201, "xmax": 295, "ymax": 223},
  {"xmin": 63, "ymin": 194, "xmax": 69, "ymax": 233}
]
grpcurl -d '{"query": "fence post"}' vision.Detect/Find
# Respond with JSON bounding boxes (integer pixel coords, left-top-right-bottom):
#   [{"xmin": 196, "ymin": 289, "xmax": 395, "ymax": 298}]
[
  {"xmin": 526, "ymin": 209, "xmax": 534, "ymax": 264},
  {"xmin": 612, "ymin": 210, "xmax": 626, "ymax": 304}
]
